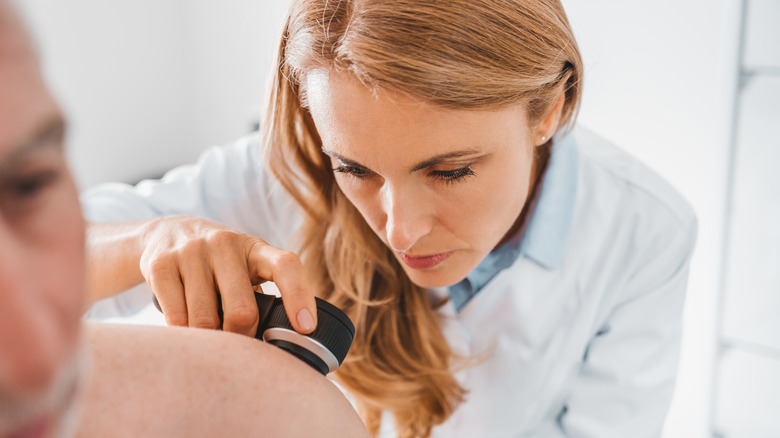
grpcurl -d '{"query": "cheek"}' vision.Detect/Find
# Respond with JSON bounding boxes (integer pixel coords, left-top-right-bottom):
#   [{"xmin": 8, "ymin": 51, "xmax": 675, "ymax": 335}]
[
  {"xmin": 33, "ymin": 177, "xmax": 86, "ymax": 343},
  {"xmin": 0, "ymin": 176, "xmax": 85, "ymax": 392},
  {"xmin": 441, "ymin": 157, "xmax": 532, "ymax": 245},
  {"xmin": 334, "ymin": 177, "xmax": 386, "ymax": 234}
]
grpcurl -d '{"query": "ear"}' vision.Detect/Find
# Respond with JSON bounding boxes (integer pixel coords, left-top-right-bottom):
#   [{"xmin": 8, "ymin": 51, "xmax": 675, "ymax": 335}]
[{"xmin": 533, "ymin": 91, "xmax": 566, "ymax": 146}]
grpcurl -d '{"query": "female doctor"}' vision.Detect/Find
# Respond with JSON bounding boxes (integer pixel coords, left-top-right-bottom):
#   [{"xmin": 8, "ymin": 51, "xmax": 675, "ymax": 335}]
[{"xmin": 82, "ymin": 0, "xmax": 697, "ymax": 437}]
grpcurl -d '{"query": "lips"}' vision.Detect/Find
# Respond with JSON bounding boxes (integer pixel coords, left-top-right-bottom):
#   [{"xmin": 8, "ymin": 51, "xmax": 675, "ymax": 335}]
[
  {"xmin": 5, "ymin": 418, "xmax": 50, "ymax": 438},
  {"xmin": 396, "ymin": 251, "xmax": 454, "ymax": 270}
]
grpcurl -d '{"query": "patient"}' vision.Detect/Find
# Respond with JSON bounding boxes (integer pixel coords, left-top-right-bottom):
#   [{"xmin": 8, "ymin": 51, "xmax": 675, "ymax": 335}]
[{"xmin": 0, "ymin": 2, "xmax": 368, "ymax": 437}]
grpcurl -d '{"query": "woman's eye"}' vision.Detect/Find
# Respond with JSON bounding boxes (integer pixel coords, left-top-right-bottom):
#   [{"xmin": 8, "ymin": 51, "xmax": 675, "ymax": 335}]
[
  {"xmin": 431, "ymin": 166, "xmax": 476, "ymax": 184},
  {"xmin": 333, "ymin": 165, "xmax": 370, "ymax": 178}
]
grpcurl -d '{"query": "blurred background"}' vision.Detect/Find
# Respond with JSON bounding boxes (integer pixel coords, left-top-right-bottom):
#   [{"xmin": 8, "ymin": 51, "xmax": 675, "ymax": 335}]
[{"xmin": 14, "ymin": 0, "xmax": 779, "ymax": 436}]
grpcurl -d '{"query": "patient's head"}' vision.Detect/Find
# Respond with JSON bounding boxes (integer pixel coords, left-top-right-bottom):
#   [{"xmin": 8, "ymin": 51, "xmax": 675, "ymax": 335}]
[{"xmin": 0, "ymin": 1, "xmax": 86, "ymax": 436}]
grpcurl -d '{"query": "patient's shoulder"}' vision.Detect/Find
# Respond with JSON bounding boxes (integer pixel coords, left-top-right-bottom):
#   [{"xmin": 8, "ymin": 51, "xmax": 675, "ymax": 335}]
[{"xmin": 77, "ymin": 322, "xmax": 368, "ymax": 438}]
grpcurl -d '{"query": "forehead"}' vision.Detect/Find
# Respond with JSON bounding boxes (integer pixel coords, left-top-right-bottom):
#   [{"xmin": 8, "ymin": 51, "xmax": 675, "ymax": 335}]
[
  {"xmin": 0, "ymin": 4, "xmax": 59, "ymax": 158},
  {"xmin": 304, "ymin": 69, "xmax": 529, "ymax": 165}
]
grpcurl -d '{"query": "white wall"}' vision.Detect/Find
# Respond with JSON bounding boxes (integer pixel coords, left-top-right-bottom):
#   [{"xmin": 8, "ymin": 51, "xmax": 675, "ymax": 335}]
[
  {"xmin": 17, "ymin": 1, "xmax": 765, "ymax": 437},
  {"xmin": 179, "ymin": 0, "xmax": 290, "ymax": 162},
  {"xmin": 17, "ymin": 0, "xmax": 290, "ymax": 188}
]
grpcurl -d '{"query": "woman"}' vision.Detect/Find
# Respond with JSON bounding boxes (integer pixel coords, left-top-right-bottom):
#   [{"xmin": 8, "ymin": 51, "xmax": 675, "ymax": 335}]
[{"xmin": 83, "ymin": 0, "xmax": 697, "ymax": 437}]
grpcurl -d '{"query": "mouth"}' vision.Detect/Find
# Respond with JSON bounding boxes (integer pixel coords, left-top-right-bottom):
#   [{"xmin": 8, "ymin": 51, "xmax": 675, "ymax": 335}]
[
  {"xmin": 396, "ymin": 251, "xmax": 454, "ymax": 270},
  {"xmin": 3, "ymin": 417, "xmax": 51, "ymax": 438}
]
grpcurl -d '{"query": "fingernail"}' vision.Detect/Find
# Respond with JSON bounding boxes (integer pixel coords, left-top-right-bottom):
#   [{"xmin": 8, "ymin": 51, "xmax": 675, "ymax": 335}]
[{"xmin": 297, "ymin": 308, "xmax": 316, "ymax": 332}]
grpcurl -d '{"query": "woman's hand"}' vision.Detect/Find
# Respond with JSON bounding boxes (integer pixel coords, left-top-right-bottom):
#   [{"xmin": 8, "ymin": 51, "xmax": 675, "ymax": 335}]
[{"xmin": 86, "ymin": 216, "xmax": 317, "ymax": 336}]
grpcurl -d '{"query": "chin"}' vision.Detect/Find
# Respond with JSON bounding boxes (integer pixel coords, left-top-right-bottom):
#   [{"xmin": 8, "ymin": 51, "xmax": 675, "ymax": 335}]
[
  {"xmin": 0, "ymin": 345, "xmax": 85, "ymax": 438},
  {"xmin": 401, "ymin": 266, "xmax": 468, "ymax": 289}
]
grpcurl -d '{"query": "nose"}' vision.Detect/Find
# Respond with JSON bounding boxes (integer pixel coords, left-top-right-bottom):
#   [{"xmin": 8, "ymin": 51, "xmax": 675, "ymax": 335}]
[
  {"xmin": 381, "ymin": 182, "xmax": 434, "ymax": 252},
  {"xmin": 0, "ymin": 222, "xmax": 63, "ymax": 395}
]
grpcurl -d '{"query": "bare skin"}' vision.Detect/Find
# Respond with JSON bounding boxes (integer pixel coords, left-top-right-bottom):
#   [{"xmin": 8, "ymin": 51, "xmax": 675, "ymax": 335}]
[{"xmin": 77, "ymin": 323, "xmax": 369, "ymax": 438}]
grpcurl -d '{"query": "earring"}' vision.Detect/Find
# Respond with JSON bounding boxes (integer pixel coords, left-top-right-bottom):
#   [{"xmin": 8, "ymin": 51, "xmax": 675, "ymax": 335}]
[{"xmin": 540, "ymin": 136, "xmax": 547, "ymax": 143}]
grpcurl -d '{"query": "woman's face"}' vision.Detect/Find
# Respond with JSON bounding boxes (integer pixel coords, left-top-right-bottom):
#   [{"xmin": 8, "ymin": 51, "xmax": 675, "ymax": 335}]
[{"xmin": 305, "ymin": 70, "xmax": 540, "ymax": 288}]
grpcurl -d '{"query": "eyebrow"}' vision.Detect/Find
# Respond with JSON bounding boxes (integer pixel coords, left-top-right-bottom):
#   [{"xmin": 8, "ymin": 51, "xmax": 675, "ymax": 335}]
[
  {"xmin": 321, "ymin": 147, "xmax": 483, "ymax": 173},
  {"xmin": 0, "ymin": 115, "xmax": 66, "ymax": 177}
]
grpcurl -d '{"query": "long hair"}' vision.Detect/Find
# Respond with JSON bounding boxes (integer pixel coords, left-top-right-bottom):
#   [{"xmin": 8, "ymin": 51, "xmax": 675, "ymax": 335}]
[{"xmin": 262, "ymin": 1, "xmax": 582, "ymax": 436}]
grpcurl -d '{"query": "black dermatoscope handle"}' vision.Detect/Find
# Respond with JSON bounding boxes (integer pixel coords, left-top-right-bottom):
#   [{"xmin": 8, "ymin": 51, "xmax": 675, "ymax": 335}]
[{"xmin": 152, "ymin": 292, "xmax": 355, "ymax": 375}]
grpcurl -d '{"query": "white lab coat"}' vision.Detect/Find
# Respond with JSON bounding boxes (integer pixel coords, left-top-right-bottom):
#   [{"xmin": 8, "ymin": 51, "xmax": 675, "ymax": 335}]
[{"xmin": 82, "ymin": 126, "xmax": 697, "ymax": 438}]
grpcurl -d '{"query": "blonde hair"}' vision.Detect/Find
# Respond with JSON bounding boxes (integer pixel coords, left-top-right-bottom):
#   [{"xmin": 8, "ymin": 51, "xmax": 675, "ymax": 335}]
[{"xmin": 263, "ymin": 1, "xmax": 582, "ymax": 436}]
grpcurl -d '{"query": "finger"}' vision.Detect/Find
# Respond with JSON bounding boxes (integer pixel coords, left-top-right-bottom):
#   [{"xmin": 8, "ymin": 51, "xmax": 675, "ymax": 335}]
[
  {"xmin": 179, "ymin": 251, "xmax": 221, "ymax": 330},
  {"xmin": 145, "ymin": 262, "xmax": 188, "ymax": 328},
  {"xmin": 248, "ymin": 242, "xmax": 317, "ymax": 334},
  {"xmin": 211, "ymin": 245, "xmax": 260, "ymax": 337}
]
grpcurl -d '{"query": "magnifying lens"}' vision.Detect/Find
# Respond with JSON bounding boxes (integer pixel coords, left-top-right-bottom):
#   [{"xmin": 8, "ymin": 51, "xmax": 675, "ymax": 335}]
[{"xmin": 153, "ymin": 292, "xmax": 355, "ymax": 375}]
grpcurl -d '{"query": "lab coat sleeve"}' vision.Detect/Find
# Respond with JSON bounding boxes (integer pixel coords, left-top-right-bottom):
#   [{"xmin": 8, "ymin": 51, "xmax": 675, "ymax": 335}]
[
  {"xmin": 80, "ymin": 133, "xmax": 299, "ymax": 249},
  {"xmin": 556, "ymin": 213, "xmax": 698, "ymax": 438}
]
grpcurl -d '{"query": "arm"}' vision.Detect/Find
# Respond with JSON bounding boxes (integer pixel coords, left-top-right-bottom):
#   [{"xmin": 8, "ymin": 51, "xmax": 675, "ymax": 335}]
[
  {"xmin": 85, "ymin": 220, "xmax": 150, "ymax": 305},
  {"xmin": 76, "ymin": 322, "xmax": 369, "ymax": 438},
  {"xmin": 553, "ymin": 215, "xmax": 698, "ymax": 438}
]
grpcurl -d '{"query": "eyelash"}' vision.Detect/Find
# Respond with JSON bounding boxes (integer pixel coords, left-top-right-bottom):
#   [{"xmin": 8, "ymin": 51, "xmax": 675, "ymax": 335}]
[
  {"xmin": 431, "ymin": 166, "xmax": 476, "ymax": 184},
  {"xmin": 333, "ymin": 165, "xmax": 476, "ymax": 184},
  {"xmin": 333, "ymin": 166, "xmax": 369, "ymax": 178}
]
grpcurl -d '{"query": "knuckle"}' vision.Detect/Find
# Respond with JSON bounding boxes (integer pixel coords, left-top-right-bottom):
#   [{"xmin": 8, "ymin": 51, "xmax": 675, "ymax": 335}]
[
  {"xmin": 243, "ymin": 238, "xmax": 266, "ymax": 265},
  {"xmin": 225, "ymin": 304, "xmax": 258, "ymax": 331},
  {"xmin": 206, "ymin": 229, "xmax": 239, "ymax": 249},
  {"xmin": 245, "ymin": 237, "xmax": 267, "ymax": 253},
  {"xmin": 273, "ymin": 251, "xmax": 301, "ymax": 270},
  {"xmin": 165, "ymin": 313, "xmax": 188, "ymax": 327},
  {"xmin": 178, "ymin": 240, "xmax": 206, "ymax": 259},
  {"xmin": 143, "ymin": 256, "xmax": 178, "ymax": 282},
  {"xmin": 189, "ymin": 315, "xmax": 221, "ymax": 330},
  {"xmin": 142, "ymin": 268, "xmax": 179, "ymax": 293}
]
